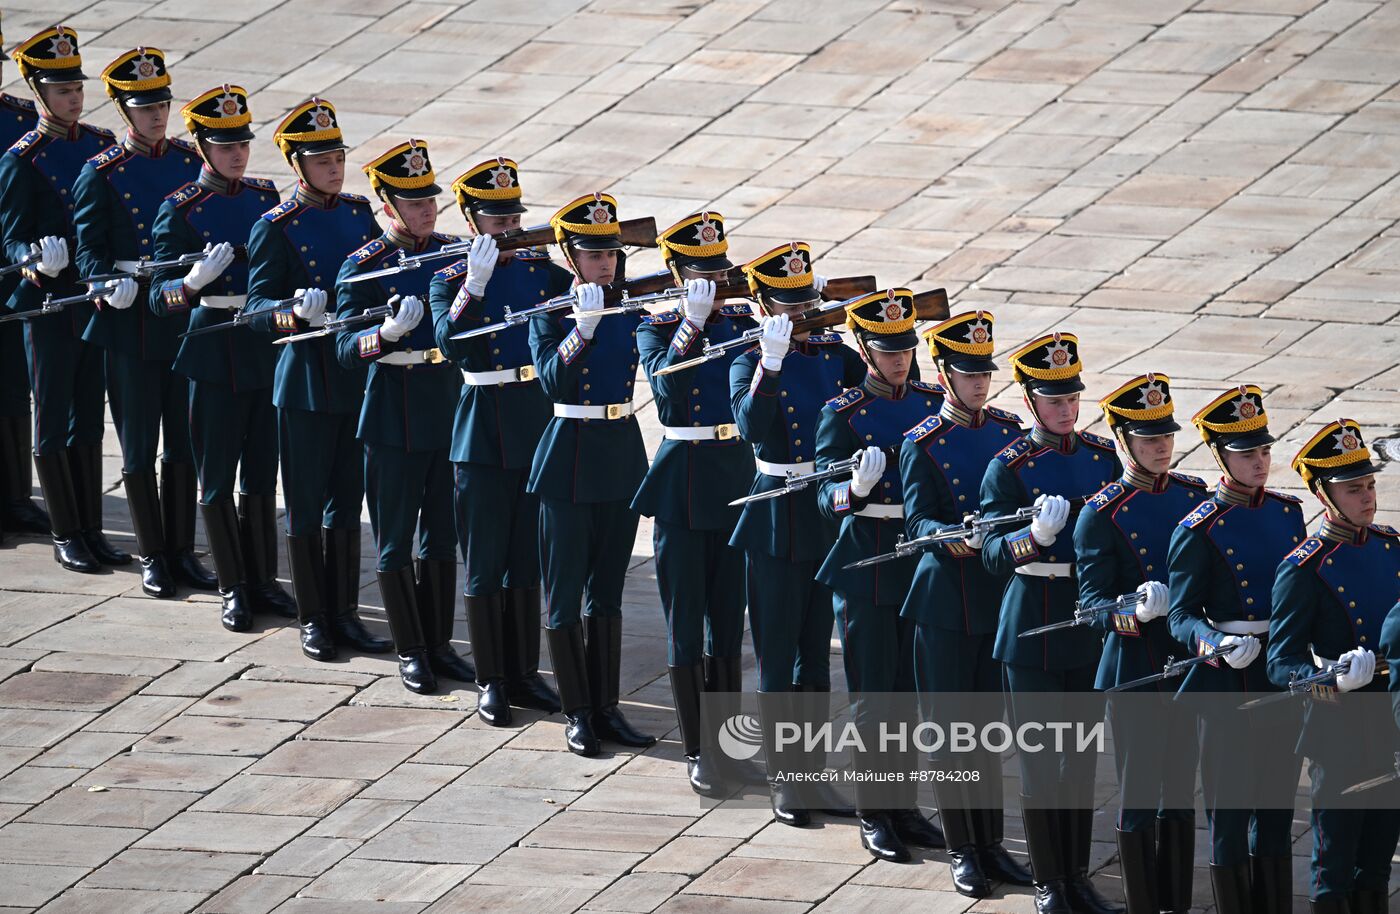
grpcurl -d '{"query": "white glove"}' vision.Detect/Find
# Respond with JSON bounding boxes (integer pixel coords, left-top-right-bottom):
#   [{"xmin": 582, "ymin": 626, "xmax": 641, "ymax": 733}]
[
  {"xmin": 683, "ymin": 278, "xmax": 715, "ymax": 326},
  {"xmin": 964, "ymin": 524, "xmax": 985, "ymax": 550},
  {"xmin": 1336, "ymin": 648, "xmax": 1376, "ymax": 692},
  {"xmin": 380, "ymin": 294, "xmax": 422, "ymax": 343},
  {"xmin": 464, "ymin": 233, "xmax": 498, "ymax": 298},
  {"xmin": 812, "ymin": 274, "xmax": 828, "ymax": 295},
  {"xmin": 32, "ymin": 236, "xmax": 68, "ymax": 278},
  {"xmin": 185, "ymin": 241, "xmax": 235, "ymax": 292},
  {"xmin": 99, "ymin": 276, "xmax": 137, "ymax": 311},
  {"xmin": 1028, "ymin": 493, "xmax": 1069, "ymax": 547},
  {"xmin": 1219, "ymin": 634, "xmax": 1260, "ymax": 670},
  {"xmin": 849, "ymin": 446, "xmax": 886, "ymax": 499},
  {"xmin": 292, "ymin": 288, "xmax": 327, "ymax": 323},
  {"xmin": 1135, "ymin": 580, "xmax": 1168, "ymax": 623},
  {"xmin": 758, "ymin": 313, "xmax": 791, "ymax": 371},
  {"xmin": 573, "ymin": 282, "xmax": 604, "ymax": 340}
]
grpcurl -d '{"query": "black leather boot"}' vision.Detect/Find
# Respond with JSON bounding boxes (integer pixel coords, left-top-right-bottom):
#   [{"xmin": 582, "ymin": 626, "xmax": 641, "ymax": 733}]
[
  {"xmin": 933, "ymin": 782, "xmax": 990, "ymax": 898},
  {"xmin": 545, "ymin": 623, "xmax": 597, "ymax": 756},
  {"xmin": 1250, "ymin": 855, "xmax": 1292, "ymax": 914},
  {"xmin": 585, "ymin": 613, "xmax": 655, "ymax": 748},
  {"xmin": 1115, "ymin": 827, "xmax": 1157, "ymax": 914},
  {"xmin": 34, "ymin": 451, "xmax": 100, "ymax": 573},
  {"xmin": 417, "ymin": 559, "xmax": 474, "ymax": 683},
  {"xmin": 464, "ymin": 592, "xmax": 510, "ymax": 726},
  {"xmin": 1024, "ymin": 804, "xmax": 1073, "ymax": 914},
  {"xmin": 792, "ymin": 685, "xmax": 853, "ymax": 817},
  {"xmin": 123, "ymin": 468, "xmax": 174, "ymax": 597},
  {"xmin": 1155, "ymin": 817, "xmax": 1193, "ymax": 914},
  {"xmin": 888, "ymin": 808, "xmax": 944, "ymax": 849},
  {"xmin": 323, "ymin": 527, "xmax": 390, "ymax": 652},
  {"xmin": 1063, "ymin": 807, "xmax": 1124, "ymax": 914},
  {"xmin": 503, "ymin": 586, "xmax": 560, "ymax": 712},
  {"xmin": 1310, "ymin": 896, "xmax": 1352, "ymax": 914},
  {"xmin": 858, "ymin": 810, "xmax": 911, "ymax": 863},
  {"xmin": 70, "ymin": 444, "xmax": 130, "ymax": 565},
  {"xmin": 1208, "ymin": 862, "xmax": 1251, "ymax": 914},
  {"xmin": 706, "ymin": 655, "xmax": 765, "ymax": 786},
  {"xmin": 0, "ymin": 415, "xmax": 49, "ymax": 534},
  {"xmin": 669, "ymin": 661, "xmax": 725, "ymax": 797},
  {"xmin": 1349, "ymin": 889, "xmax": 1385, "ymax": 914},
  {"xmin": 162, "ymin": 462, "xmax": 216, "ymax": 589},
  {"xmin": 201, "ymin": 497, "xmax": 254, "ymax": 631},
  {"xmin": 975, "ymin": 804, "xmax": 1034, "ymax": 885},
  {"xmin": 239, "ymin": 494, "xmax": 296, "ymax": 617},
  {"xmin": 757, "ymin": 690, "xmax": 808, "ymax": 827},
  {"xmin": 378, "ymin": 565, "xmax": 435, "ymax": 694},
  {"xmin": 288, "ymin": 530, "xmax": 336, "ymax": 661}
]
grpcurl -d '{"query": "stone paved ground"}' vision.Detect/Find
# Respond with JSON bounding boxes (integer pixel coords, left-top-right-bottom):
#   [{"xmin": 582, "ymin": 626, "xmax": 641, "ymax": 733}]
[{"xmin": 2, "ymin": 0, "xmax": 1399, "ymax": 911}]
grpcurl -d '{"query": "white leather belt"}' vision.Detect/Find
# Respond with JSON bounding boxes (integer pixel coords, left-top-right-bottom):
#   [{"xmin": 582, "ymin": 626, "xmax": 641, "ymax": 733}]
[
  {"xmin": 462, "ymin": 365, "xmax": 537, "ymax": 386},
  {"xmin": 554, "ymin": 402, "xmax": 634, "ymax": 420},
  {"xmin": 1208, "ymin": 618, "xmax": 1269, "ymax": 636},
  {"xmin": 113, "ymin": 259, "xmax": 142, "ymax": 272},
  {"xmin": 202, "ymin": 295, "xmax": 246, "ymax": 311},
  {"xmin": 379, "ymin": 349, "xmax": 446, "ymax": 367},
  {"xmin": 756, "ymin": 458, "xmax": 805, "ymax": 477},
  {"xmin": 1015, "ymin": 562, "xmax": 1074, "ymax": 578},
  {"xmin": 856, "ymin": 504, "xmax": 904, "ymax": 519},
  {"xmin": 664, "ymin": 424, "xmax": 738, "ymax": 441}
]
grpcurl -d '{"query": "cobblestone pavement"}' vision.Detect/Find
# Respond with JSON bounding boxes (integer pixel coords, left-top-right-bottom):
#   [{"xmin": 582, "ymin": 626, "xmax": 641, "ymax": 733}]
[{"xmin": 2, "ymin": 0, "xmax": 1399, "ymax": 911}]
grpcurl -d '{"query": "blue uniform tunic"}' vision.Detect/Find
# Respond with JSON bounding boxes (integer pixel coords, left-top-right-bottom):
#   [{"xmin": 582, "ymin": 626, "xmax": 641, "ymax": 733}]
[
  {"xmin": 148, "ymin": 172, "xmax": 283, "ymax": 502},
  {"xmin": 71, "ymin": 136, "xmax": 200, "ymax": 471},
  {"xmin": 1268, "ymin": 521, "xmax": 1400, "ymax": 900},
  {"xmin": 0, "ymin": 119, "xmax": 115, "ymax": 454},
  {"xmin": 246, "ymin": 186, "xmax": 378, "ymax": 535},
  {"xmin": 729, "ymin": 334, "xmax": 864, "ymax": 693},
  {"xmin": 633, "ymin": 304, "xmax": 757, "ymax": 666},
  {"xmin": 429, "ymin": 249, "xmax": 568, "ymax": 597},
  {"xmin": 0, "ymin": 94, "xmax": 37, "ymax": 423}
]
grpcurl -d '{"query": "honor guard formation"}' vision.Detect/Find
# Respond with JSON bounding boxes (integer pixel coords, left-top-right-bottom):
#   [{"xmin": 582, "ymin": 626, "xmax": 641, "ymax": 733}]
[{"xmin": 0, "ymin": 16, "xmax": 1398, "ymax": 914}]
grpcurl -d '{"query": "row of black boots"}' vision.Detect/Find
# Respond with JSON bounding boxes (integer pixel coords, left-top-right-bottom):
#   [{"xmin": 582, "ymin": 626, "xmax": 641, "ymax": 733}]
[
  {"xmin": 0, "ymin": 415, "xmax": 51, "ymax": 540},
  {"xmin": 546, "ymin": 616, "xmax": 656, "ymax": 756}
]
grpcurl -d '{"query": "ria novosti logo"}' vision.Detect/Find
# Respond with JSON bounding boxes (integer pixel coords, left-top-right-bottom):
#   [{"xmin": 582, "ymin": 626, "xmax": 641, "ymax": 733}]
[{"xmin": 717, "ymin": 714, "xmax": 762, "ymax": 760}]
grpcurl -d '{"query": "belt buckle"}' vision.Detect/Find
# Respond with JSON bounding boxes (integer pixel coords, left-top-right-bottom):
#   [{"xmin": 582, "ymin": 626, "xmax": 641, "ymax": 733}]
[
  {"xmin": 605, "ymin": 403, "xmax": 625, "ymax": 420},
  {"xmin": 715, "ymin": 423, "xmax": 736, "ymax": 440},
  {"xmin": 516, "ymin": 364, "xmax": 537, "ymax": 382},
  {"xmin": 424, "ymin": 348, "xmax": 445, "ymax": 365}
]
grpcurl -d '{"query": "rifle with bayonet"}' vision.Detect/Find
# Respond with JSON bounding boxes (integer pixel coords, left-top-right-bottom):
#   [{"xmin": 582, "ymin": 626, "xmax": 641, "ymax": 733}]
[
  {"xmin": 1105, "ymin": 643, "xmax": 1244, "ymax": 692},
  {"xmin": 83, "ymin": 244, "xmax": 249, "ymax": 285},
  {"xmin": 727, "ymin": 454, "xmax": 865, "ymax": 508},
  {"xmin": 340, "ymin": 217, "xmax": 661, "ymax": 286},
  {"xmin": 0, "ymin": 286, "xmax": 111, "ymax": 324},
  {"xmin": 273, "ymin": 302, "xmax": 396, "ymax": 346},
  {"xmin": 0, "ymin": 248, "xmax": 42, "ymax": 279},
  {"xmin": 447, "ymin": 270, "xmax": 681, "ymax": 341},
  {"xmin": 1237, "ymin": 657, "xmax": 1390, "ymax": 710},
  {"xmin": 1343, "ymin": 752, "xmax": 1400, "ymax": 795},
  {"xmin": 841, "ymin": 505, "xmax": 1039, "ymax": 570},
  {"xmin": 1020, "ymin": 590, "xmax": 1150, "ymax": 638},
  {"xmin": 652, "ymin": 287, "xmax": 948, "ymax": 378},
  {"xmin": 178, "ymin": 294, "xmax": 308, "ymax": 339}
]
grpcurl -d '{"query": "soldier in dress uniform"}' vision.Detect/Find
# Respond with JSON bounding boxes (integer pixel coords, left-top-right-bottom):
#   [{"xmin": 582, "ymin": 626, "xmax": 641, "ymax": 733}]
[
  {"xmin": 334, "ymin": 139, "xmax": 470, "ymax": 694},
  {"xmin": 1269, "ymin": 420, "xmax": 1399, "ymax": 914},
  {"xmin": 0, "ymin": 25, "xmax": 127, "ymax": 573},
  {"xmin": 529, "ymin": 192, "xmax": 654, "ymax": 757},
  {"xmin": 900, "ymin": 310, "xmax": 1032, "ymax": 897},
  {"xmin": 1165, "ymin": 385, "xmax": 1306, "ymax": 914},
  {"xmin": 428, "ymin": 157, "xmax": 562, "ymax": 723},
  {"xmin": 0, "ymin": 14, "xmax": 50, "ymax": 541},
  {"xmin": 148, "ymin": 84, "xmax": 294, "ymax": 630},
  {"xmin": 729, "ymin": 241, "xmax": 864, "ymax": 825},
  {"xmin": 813, "ymin": 289, "xmax": 944, "ymax": 862},
  {"xmin": 633, "ymin": 212, "xmax": 757, "ymax": 796},
  {"xmin": 1073, "ymin": 374, "xmax": 1207, "ymax": 914},
  {"xmin": 245, "ymin": 98, "xmax": 389, "ymax": 660},
  {"xmin": 72, "ymin": 47, "xmax": 210, "ymax": 598},
  {"xmin": 979, "ymin": 332, "xmax": 1122, "ymax": 914}
]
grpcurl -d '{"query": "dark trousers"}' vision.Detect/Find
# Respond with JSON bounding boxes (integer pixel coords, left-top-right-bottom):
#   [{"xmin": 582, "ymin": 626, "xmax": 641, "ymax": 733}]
[
  {"xmin": 653, "ymin": 520, "xmax": 745, "ymax": 666},
  {"xmin": 364, "ymin": 442, "xmax": 454, "ymax": 571},
  {"xmin": 24, "ymin": 322, "xmax": 104, "ymax": 455},
  {"xmin": 1, "ymin": 322, "xmax": 30, "ymax": 417},
  {"xmin": 837, "ymin": 594, "xmax": 917, "ymax": 807},
  {"xmin": 1196, "ymin": 705, "xmax": 1300, "ymax": 865},
  {"xmin": 746, "ymin": 550, "xmax": 833, "ymax": 693},
  {"xmin": 538, "ymin": 495, "xmax": 638, "ymax": 629},
  {"xmin": 916, "ymin": 627, "xmax": 1005, "ymax": 807},
  {"xmin": 454, "ymin": 462, "xmax": 538, "ymax": 596},
  {"xmin": 188, "ymin": 380, "xmax": 277, "ymax": 502},
  {"xmin": 108, "ymin": 351, "xmax": 191, "ymax": 471},
  {"xmin": 1004, "ymin": 662, "xmax": 1100, "ymax": 808},
  {"xmin": 278, "ymin": 407, "xmax": 362, "ymax": 536},
  {"xmin": 1107, "ymin": 694, "xmax": 1197, "ymax": 832}
]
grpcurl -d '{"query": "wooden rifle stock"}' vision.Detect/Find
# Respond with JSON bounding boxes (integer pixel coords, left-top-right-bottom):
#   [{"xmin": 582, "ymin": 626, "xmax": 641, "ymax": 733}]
[{"xmin": 494, "ymin": 217, "xmax": 659, "ymax": 253}]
